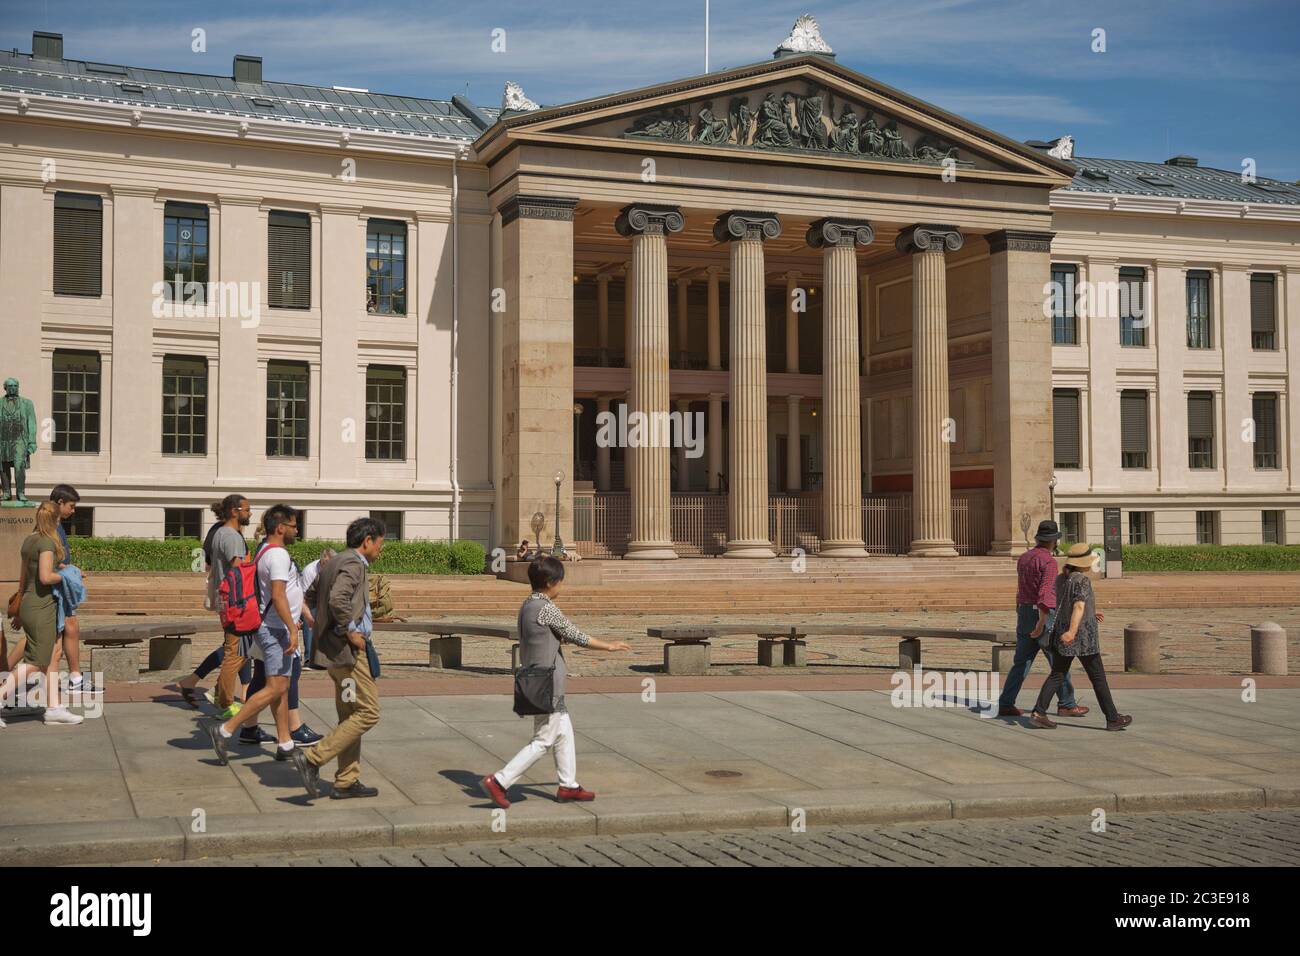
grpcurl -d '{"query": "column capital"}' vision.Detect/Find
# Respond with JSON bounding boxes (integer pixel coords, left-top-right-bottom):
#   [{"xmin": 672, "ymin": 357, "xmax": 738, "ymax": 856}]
[
  {"xmin": 705, "ymin": 264, "xmax": 725, "ymax": 278},
  {"xmin": 985, "ymin": 229, "xmax": 1054, "ymax": 254},
  {"xmin": 786, "ymin": 393, "xmax": 803, "ymax": 402},
  {"xmin": 499, "ymin": 194, "xmax": 579, "ymax": 226},
  {"xmin": 675, "ymin": 276, "xmax": 692, "ymax": 288},
  {"xmin": 808, "ymin": 218, "xmax": 875, "ymax": 249},
  {"xmin": 596, "ymin": 271, "xmax": 614, "ymax": 283},
  {"xmin": 713, "ymin": 210, "xmax": 782, "ymax": 243},
  {"xmin": 615, "ymin": 203, "xmax": 685, "ymax": 237},
  {"xmin": 896, "ymin": 224, "xmax": 964, "ymax": 255}
]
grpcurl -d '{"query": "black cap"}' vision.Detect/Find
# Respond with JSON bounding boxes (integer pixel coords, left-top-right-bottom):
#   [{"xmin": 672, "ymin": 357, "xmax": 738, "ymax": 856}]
[{"xmin": 1035, "ymin": 520, "xmax": 1062, "ymax": 540}]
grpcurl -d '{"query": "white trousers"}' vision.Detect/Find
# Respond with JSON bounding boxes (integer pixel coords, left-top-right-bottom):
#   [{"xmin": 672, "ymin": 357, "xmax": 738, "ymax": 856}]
[{"xmin": 496, "ymin": 712, "xmax": 578, "ymax": 789}]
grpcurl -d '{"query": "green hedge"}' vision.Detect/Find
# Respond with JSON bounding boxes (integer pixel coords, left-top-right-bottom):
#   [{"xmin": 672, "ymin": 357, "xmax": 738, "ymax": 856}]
[
  {"xmin": 66, "ymin": 537, "xmax": 486, "ymax": 575},
  {"xmin": 1061, "ymin": 542, "xmax": 1300, "ymax": 572}
]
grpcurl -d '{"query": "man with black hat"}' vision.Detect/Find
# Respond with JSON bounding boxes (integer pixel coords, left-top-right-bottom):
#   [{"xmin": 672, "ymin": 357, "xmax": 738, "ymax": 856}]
[{"xmin": 996, "ymin": 519, "xmax": 1089, "ymax": 718}]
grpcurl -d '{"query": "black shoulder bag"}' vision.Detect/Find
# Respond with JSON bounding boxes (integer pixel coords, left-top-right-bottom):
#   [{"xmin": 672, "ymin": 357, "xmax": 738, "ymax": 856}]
[{"xmin": 513, "ymin": 664, "xmax": 555, "ymax": 716}]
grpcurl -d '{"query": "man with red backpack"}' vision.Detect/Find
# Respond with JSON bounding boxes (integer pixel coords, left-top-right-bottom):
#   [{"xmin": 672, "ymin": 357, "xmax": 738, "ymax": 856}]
[{"xmin": 204, "ymin": 503, "xmax": 302, "ymax": 765}]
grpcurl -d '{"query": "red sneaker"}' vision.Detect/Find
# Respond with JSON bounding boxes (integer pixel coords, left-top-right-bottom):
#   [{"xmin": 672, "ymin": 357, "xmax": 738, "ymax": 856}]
[
  {"xmin": 480, "ymin": 774, "xmax": 510, "ymax": 810},
  {"xmin": 557, "ymin": 785, "xmax": 596, "ymax": 802}
]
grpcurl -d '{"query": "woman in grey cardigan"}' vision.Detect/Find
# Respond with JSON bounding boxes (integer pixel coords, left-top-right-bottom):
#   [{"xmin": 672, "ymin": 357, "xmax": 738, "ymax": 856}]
[{"xmin": 1030, "ymin": 543, "xmax": 1133, "ymax": 731}]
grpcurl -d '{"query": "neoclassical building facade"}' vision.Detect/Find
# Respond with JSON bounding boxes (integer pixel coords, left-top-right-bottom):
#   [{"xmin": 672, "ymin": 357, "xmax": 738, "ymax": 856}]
[{"xmin": 1, "ymin": 21, "xmax": 1297, "ymax": 554}]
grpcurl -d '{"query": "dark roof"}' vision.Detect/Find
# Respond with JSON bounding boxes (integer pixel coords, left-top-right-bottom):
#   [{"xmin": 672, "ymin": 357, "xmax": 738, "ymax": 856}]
[
  {"xmin": 1056, "ymin": 154, "xmax": 1300, "ymax": 206},
  {"xmin": 0, "ymin": 48, "xmax": 496, "ymax": 141}
]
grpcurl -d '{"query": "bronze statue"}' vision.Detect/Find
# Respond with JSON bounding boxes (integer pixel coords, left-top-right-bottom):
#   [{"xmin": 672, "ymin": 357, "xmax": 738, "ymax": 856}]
[
  {"xmin": 829, "ymin": 106, "xmax": 859, "ymax": 152},
  {"xmin": 729, "ymin": 97, "xmax": 754, "ymax": 146},
  {"xmin": 859, "ymin": 115, "xmax": 885, "ymax": 156},
  {"xmin": 0, "ymin": 377, "xmax": 37, "ymax": 506},
  {"xmin": 693, "ymin": 103, "xmax": 730, "ymax": 145},
  {"xmin": 796, "ymin": 91, "xmax": 827, "ymax": 149},
  {"xmin": 755, "ymin": 92, "xmax": 795, "ymax": 149},
  {"xmin": 882, "ymin": 120, "xmax": 912, "ymax": 159}
]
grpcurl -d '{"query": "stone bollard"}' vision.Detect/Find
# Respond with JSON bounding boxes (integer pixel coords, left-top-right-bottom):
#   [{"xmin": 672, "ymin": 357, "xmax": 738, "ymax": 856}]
[
  {"xmin": 1123, "ymin": 621, "xmax": 1161, "ymax": 673},
  {"xmin": 992, "ymin": 644, "xmax": 1017, "ymax": 674},
  {"xmin": 1251, "ymin": 622, "xmax": 1288, "ymax": 676}
]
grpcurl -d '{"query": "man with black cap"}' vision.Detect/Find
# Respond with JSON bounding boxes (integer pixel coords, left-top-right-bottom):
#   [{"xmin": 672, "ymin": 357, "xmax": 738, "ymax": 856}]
[{"xmin": 996, "ymin": 519, "xmax": 1088, "ymax": 718}]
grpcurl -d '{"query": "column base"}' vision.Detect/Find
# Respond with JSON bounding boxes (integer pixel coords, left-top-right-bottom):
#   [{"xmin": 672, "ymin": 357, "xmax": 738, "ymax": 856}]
[
  {"xmin": 818, "ymin": 541, "xmax": 868, "ymax": 558},
  {"xmin": 908, "ymin": 539, "xmax": 958, "ymax": 557},
  {"xmin": 624, "ymin": 542, "xmax": 679, "ymax": 560},
  {"xmin": 724, "ymin": 540, "xmax": 777, "ymax": 559},
  {"xmin": 988, "ymin": 539, "xmax": 1030, "ymax": 557}
]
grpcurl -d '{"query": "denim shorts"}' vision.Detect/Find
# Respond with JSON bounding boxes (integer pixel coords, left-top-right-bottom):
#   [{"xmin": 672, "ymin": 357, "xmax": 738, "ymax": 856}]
[{"xmin": 255, "ymin": 623, "xmax": 294, "ymax": 678}]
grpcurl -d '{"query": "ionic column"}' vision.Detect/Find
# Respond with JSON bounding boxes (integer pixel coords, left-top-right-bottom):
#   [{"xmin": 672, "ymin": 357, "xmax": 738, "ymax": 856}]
[
  {"xmin": 596, "ymin": 272, "xmax": 612, "ymax": 367},
  {"xmin": 786, "ymin": 394, "xmax": 802, "ymax": 491},
  {"xmin": 897, "ymin": 224, "xmax": 963, "ymax": 557},
  {"xmin": 617, "ymin": 203, "xmax": 683, "ymax": 559},
  {"xmin": 676, "ymin": 398, "xmax": 692, "ymax": 491},
  {"xmin": 809, "ymin": 218, "xmax": 874, "ymax": 556},
  {"xmin": 785, "ymin": 271, "xmax": 801, "ymax": 373},
  {"xmin": 595, "ymin": 396, "xmax": 611, "ymax": 490},
  {"xmin": 715, "ymin": 211, "xmax": 781, "ymax": 557},
  {"xmin": 676, "ymin": 278, "xmax": 691, "ymax": 368},
  {"xmin": 707, "ymin": 390, "xmax": 724, "ymax": 493}
]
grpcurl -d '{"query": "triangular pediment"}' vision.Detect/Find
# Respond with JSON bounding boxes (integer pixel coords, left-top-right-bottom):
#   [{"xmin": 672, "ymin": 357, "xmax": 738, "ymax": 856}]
[{"xmin": 483, "ymin": 55, "xmax": 1073, "ymax": 184}]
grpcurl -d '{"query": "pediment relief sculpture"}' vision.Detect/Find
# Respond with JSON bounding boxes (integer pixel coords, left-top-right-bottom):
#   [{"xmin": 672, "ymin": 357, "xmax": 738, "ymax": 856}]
[{"xmin": 624, "ymin": 84, "xmax": 967, "ymax": 167}]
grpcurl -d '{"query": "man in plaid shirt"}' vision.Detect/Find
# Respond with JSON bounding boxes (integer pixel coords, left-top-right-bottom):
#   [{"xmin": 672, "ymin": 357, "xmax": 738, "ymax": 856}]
[{"xmin": 997, "ymin": 520, "xmax": 1087, "ymax": 718}]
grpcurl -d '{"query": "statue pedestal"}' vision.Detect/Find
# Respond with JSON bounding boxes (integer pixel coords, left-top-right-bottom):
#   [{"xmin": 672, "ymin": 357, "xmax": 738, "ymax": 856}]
[{"xmin": 0, "ymin": 507, "xmax": 34, "ymax": 584}]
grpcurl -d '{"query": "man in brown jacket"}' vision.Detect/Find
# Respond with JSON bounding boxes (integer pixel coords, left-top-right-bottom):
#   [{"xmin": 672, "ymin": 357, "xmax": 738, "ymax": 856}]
[{"xmin": 288, "ymin": 516, "xmax": 384, "ymax": 799}]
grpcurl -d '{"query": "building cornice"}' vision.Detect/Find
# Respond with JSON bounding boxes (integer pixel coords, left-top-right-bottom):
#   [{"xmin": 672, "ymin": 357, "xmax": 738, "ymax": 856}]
[
  {"xmin": 0, "ymin": 89, "xmax": 475, "ymax": 162},
  {"xmin": 1051, "ymin": 188, "xmax": 1300, "ymax": 223}
]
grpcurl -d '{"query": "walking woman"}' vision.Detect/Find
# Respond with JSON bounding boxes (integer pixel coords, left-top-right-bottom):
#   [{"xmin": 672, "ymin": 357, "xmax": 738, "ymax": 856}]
[
  {"xmin": 1030, "ymin": 543, "xmax": 1132, "ymax": 731},
  {"xmin": 0, "ymin": 502, "xmax": 84, "ymax": 726}
]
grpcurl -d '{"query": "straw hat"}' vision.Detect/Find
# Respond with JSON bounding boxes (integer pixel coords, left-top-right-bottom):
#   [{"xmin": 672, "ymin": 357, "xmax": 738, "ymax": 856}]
[{"xmin": 1063, "ymin": 542, "xmax": 1093, "ymax": 570}]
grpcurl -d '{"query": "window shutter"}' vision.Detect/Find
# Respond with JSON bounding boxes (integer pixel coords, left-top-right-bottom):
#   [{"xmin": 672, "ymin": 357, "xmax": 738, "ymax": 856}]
[
  {"xmin": 1053, "ymin": 389, "xmax": 1080, "ymax": 468},
  {"xmin": 1119, "ymin": 267, "xmax": 1145, "ymax": 317},
  {"xmin": 268, "ymin": 210, "xmax": 311, "ymax": 309},
  {"xmin": 1187, "ymin": 392, "xmax": 1214, "ymax": 440},
  {"xmin": 1120, "ymin": 391, "xmax": 1148, "ymax": 454},
  {"xmin": 53, "ymin": 192, "xmax": 103, "ymax": 297},
  {"xmin": 1253, "ymin": 393, "xmax": 1278, "ymax": 455},
  {"xmin": 1251, "ymin": 274, "xmax": 1276, "ymax": 335}
]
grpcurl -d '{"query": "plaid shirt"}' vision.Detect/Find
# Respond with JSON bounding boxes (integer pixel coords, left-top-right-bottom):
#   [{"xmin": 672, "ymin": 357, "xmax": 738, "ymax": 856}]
[{"xmin": 1016, "ymin": 545, "xmax": 1058, "ymax": 610}]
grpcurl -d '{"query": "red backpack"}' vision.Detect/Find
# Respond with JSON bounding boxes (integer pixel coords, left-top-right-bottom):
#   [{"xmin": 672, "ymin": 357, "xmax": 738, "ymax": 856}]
[{"xmin": 217, "ymin": 544, "xmax": 283, "ymax": 634}]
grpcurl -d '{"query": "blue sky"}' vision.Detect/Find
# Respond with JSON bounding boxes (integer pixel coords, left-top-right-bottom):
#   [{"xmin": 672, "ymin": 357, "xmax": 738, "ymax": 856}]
[{"xmin": 3, "ymin": 0, "xmax": 1298, "ymax": 179}]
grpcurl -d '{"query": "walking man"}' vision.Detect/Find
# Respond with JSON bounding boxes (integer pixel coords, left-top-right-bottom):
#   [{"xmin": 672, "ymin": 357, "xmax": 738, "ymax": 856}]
[
  {"xmin": 208, "ymin": 494, "xmax": 251, "ymax": 717},
  {"xmin": 997, "ymin": 520, "xmax": 1088, "ymax": 718},
  {"xmin": 204, "ymin": 504, "xmax": 302, "ymax": 765},
  {"xmin": 290, "ymin": 516, "xmax": 384, "ymax": 799}
]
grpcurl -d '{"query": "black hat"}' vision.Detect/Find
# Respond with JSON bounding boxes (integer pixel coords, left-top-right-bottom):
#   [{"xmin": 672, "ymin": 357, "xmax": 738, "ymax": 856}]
[{"xmin": 1035, "ymin": 519, "xmax": 1062, "ymax": 541}]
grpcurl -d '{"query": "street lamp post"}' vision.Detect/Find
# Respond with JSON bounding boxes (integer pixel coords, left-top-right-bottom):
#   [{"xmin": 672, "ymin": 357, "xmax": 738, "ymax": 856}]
[
  {"xmin": 552, "ymin": 469, "xmax": 566, "ymax": 558},
  {"xmin": 1048, "ymin": 475, "xmax": 1059, "ymax": 553}
]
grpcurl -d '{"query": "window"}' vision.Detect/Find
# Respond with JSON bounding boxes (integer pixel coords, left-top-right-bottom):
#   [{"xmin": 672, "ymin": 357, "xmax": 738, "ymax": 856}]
[
  {"xmin": 1120, "ymin": 390, "xmax": 1149, "ymax": 469},
  {"xmin": 366, "ymin": 219, "xmax": 406, "ymax": 315},
  {"xmin": 1050, "ymin": 264, "xmax": 1077, "ymax": 345},
  {"xmin": 1052, "ymin": 388, "xmax": 1081, "ymax": 469},
  {"xmin": 163, "ymin": 202, "xmax": 209, "ymax": 302},
  {"xmin": 296, "ymin": 511, "xmax": 307, "ymax": 540},
  {"xmin": 61, "ymin": 507, "xmax": 93, "ymax": 538},
  {"xmin": 164, "ymin": 508, "xmax": 203, "ymax": 539},
  {"xmin": 369, "ymin": 510, "xmax": 402, "ymax": 541},
  {"xmin": 365, "ymin": 366, "xmax": 406, "ymax": 461},
  {"xmin": 1250, "ymin": 274, "xmax": 1276, "ymax": 350},
  {"xmin": 1187, "ymin": 391, "xmax": 1215, "ymax": 470},
  {"xmin": 268, "ymin": 210, "xmax": 311, "ymax": 310},
  {"xmin": 53, "ymin": 192, "xmax": 102, "ymax": 297},
  {"xmin": 1128, "ymin": 512, "xmax": 1151, "ymax": 545},
  {"xmin": 1060, "ymin": 511, "xmax": 1083, "ymax": 544},
  {"xmin": 1186, "ymin": 270, "xmax": 1211, "ymax": 349},
  {"xmin": 162, "ymin": 356, "xmax": 208, "ymax": 455},
  {"xmin": 52, "ymin": 350, "xmax": 101, "ymax": 453},
  {"xmin": 266, "ymin": 360, "xmax": 309, "ymax": 458},
  {"xmin": 1253, "ymin": 392, "xmax": 1279, "ymax": 469},
  {"xmin": 1119, "ymin": 267, "xmax": 1147, "ymax": 347},
  {"xmin": 1262, "ymin": 511, "xmax": 1284, "ymax": 545},
  {"xmin": 1195, "ymin": 511, "xmax": 1219, "ymax": 545}
]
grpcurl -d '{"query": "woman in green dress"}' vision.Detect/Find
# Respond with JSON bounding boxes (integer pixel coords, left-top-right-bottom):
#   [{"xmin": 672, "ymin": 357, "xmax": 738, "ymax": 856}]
[{"xmin": 0, "ymin": 501, "xmax": 83, "ymax": 726}]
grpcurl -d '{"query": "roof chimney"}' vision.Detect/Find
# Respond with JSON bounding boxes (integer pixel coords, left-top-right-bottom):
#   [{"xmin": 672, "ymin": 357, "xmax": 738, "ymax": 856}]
[
  {"xmin": 233, "ymin": 54, "xmax": 262, "ymax": 84},
  {"xmin": 1165, "ymin": 155, "xmax": 1199, "ymax": 168},
  {"xmin": 33, "ymin": 31, "xmax": 63, "ymax": 60}
]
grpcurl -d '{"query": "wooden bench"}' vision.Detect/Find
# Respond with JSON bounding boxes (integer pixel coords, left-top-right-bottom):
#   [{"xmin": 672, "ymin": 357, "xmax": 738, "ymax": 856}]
[
  {"xmin": 794, "ymin": 624, "xmax": 1018, "ymax": 671},
  {"xmin": 81, "ymin": 619, "xmax": 203, "ymax": 681},
  {"xmin": 372, "ymin": 620, "xmax": 518, "ymax": 669}
]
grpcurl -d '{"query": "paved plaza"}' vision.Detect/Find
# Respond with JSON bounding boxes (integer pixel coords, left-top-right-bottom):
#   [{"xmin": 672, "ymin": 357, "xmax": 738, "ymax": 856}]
[{"xmin": 3, "ymin": 685, "xmax": 1297, "ymax": 864}]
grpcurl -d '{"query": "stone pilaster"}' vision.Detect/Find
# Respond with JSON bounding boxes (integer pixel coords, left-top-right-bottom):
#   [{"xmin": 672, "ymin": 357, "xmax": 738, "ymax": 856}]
[
  {"xmin": 715, "ymin": 211, "xmax": 781, "ymax": 558},
  {"xmin": 785, "ymin": 394, "xmax": 802, "ymax": 491},
  {"xmin": 809, "ymin": 218, "xmax": 873, "ymax": 556},
  {"xmin": 617, "ymin": 203, "xmax": 683, "ymax": 559},
  {"xmin": 708, "ymin": 391, "xmax": 724, "ymax": 493},
  {"xmin": 595, "ymin": 396, "xmax": 611, "ymax": 490},
  {"xmin": 498, "ymin": 194, "xmax": 578, "ymax": 554},
  {"xmin": 596, "ymin": 272, "xmax": 612, "ymax": 367},
  {"xmin": 676, "ymin": 278, "xmax": 691, "ymax": 368},
  {"xmin": 898, "ymin": 224, "xmax": 963, "ymax": 557},
  {"xmin": 676, "ymin": 398, "xmax": 692, "ymax": 491},
  {"xmin": 785, "ymin": 271, "xmax": 801, "ymax": 373},
  {"xmin": 987, "ymin": 228, "xmax": 1054, "ymax": 555}
]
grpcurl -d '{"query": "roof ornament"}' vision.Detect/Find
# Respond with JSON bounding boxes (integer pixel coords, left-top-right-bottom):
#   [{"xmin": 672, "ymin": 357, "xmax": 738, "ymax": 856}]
[
  {"xmin": 1047, "ymin": 135, "xmax": 1074, "ymax": 160},
  {"xmin": 775, "ymin": 14, "xmax": 834, "ymax": 58},
  {"xmin": 502, "ymin": 81, "xmax": 540, "ymax": 114}
]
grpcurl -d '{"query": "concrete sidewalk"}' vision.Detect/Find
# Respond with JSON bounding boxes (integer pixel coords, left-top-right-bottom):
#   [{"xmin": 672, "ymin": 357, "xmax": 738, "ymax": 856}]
[{"xmin": 1, "ymin": 687, "xmax": 1298, "ymax": 864}]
